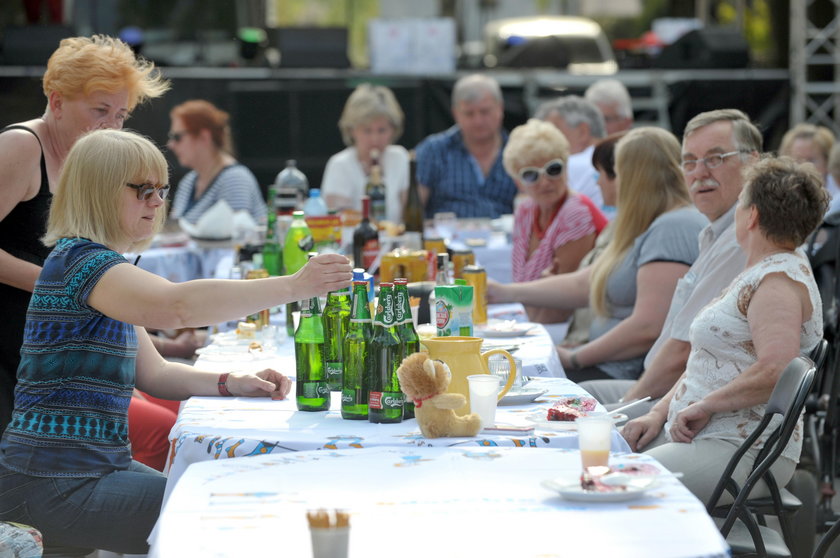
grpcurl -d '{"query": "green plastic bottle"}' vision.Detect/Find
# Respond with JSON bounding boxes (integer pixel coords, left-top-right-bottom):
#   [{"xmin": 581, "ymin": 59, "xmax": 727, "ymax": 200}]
[{"xmin": 283, "ymin": 210, "xmax": 313, "ymax": 336}]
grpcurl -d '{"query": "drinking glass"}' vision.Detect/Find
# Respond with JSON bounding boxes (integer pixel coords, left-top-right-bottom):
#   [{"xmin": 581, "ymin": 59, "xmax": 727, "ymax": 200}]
[
  {"xmin": 488, "ymin": 355, "xmax": 524, "ymax": 392},
  {"xmin": 576, "ymin": 414, "xmax": 613, "ymax": 469},
  {"xmin": 467, "ymin": 374, "xmax": 500, "ymax": 429}
]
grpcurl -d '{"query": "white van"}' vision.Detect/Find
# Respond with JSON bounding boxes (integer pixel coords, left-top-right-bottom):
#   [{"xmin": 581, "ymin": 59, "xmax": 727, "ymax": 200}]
[{"xmin": 483, "ymin": 16, "xmax": 618, "ymax": 75}]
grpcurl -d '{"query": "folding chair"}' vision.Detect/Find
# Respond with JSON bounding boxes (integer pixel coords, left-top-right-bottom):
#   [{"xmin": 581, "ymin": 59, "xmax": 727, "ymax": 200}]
[{"xmin": 707, "ymin": 356, "xmax": 817, "ymax": 558}]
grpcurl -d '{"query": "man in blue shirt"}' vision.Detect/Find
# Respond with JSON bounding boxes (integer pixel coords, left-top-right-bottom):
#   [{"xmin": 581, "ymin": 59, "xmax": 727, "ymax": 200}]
[{"xmin": 415, "ymin": 74, "xmax": 517, "ymax": 218}]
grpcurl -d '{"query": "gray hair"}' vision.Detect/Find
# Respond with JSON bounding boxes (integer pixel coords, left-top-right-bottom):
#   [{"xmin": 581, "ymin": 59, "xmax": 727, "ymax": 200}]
[
  {"xmin": 683, "ymin": 108, "xmax": 763, "ymax": 153},
  {"xmin": 535, "ymin": 95, "xmax": 606, "ymax": 139},
  {"xmin": 452, "ymin": 74, "xmax": 503, "ymax": 106},
  {"xmin": 585, "ymin": 79, "xmax": 632, "ymax": 119},
  {"xmin": 338, "ymin": 84, "xmax": 404, "ymax": 146}
]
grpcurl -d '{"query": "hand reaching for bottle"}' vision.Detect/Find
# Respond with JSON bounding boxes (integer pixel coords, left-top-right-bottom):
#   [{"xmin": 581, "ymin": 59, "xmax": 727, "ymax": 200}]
[{"xmin": 292, "ymin": 253, "xmax": 353, "ymax": 299}]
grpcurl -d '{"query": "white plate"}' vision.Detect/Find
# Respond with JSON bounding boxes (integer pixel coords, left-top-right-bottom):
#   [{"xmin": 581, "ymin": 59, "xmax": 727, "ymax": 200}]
[
  {"xmin": 499, "ymin": 388, "xmax": 548, "ymax": 406},
  {"xmin": 541, "ymin": 475, "xmax": 659, "ymax": 502},
  {"xmin": 524, "ymin": 411, "xmax": 629, "ymax": 431},
  {"xmin": 477, "ymin": 322, "xmax": 535, "ymax": 338}
]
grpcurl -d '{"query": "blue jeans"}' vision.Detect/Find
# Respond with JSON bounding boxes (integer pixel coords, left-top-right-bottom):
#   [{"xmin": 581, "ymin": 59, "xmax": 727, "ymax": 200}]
[{"xmin": 0, "ymin": 460, "xmax": 166, "ymax": 554}]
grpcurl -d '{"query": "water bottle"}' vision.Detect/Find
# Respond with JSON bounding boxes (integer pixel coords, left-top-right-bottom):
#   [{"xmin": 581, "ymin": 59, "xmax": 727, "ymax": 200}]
[
  {"xmin": 274, "ymin": 159, "xmax": 309, "ymax": 213},
  {"xmin": 303, "ymin": 188, "xmax": 328, "ymax": 217}
]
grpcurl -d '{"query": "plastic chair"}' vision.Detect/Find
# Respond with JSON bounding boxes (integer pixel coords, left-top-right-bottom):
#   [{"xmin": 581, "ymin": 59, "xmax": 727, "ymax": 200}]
[{"xmin": 707, "ymin": 356, "xmax": 817, "ymax": 558}]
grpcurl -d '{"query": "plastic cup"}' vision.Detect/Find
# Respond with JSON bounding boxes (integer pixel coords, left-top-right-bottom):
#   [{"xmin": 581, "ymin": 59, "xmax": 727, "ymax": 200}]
[
  {"xmin": 467, "ymin": 374, "xmax": 500, "ymax": 429},
  {"xmin": 487, "ymin": 355, "xmax": 524, "ymax": 392},
  {"xmin": 309, "ymin": 527, "xmax": 349, "ymax": 558},
  {"xmin": 576, "ymin": 414, "xmax": 613, "ymax": 469}
]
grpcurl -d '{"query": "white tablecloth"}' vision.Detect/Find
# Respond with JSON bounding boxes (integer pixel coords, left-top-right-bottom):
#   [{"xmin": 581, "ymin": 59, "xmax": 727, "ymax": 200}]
[
  {"xmin": 127, "ymin": 242, "xmax": 236, "ymax": 282},
  {"xmin": 151, "ymin": 446, "xmax": 728, "ymax": 558}
]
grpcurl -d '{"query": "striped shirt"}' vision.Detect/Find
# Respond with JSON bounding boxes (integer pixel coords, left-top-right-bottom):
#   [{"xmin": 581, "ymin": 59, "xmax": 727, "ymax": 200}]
[
  {"xmin": 170, "ymin": 163, "xmax": 267, "ymax": 225},
  {"xmin": 415, "ymin": 126, "xmax": 517, "ymax": 218},
  {"xmin": 0, "ymin": 238, "xmax": 134, "ymax": 477},
  {"xmin": 512, "ymin": 193, "xmax": 600, "ymax": 282}
]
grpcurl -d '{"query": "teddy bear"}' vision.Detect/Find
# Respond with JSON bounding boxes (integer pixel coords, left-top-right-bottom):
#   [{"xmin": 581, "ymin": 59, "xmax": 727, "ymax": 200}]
[{"xmin": 397, "ymin": 352, "xmax": 482, "ymax": 439}]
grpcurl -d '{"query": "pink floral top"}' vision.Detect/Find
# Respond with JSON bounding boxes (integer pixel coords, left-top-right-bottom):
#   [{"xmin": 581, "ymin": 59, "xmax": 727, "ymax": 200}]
[
  {"xmin": 665, "ymin": 251, "xmax": 822, "ymax": 462},
  {"xmin": 511, "ymin": 194, "xmax": 599, "ymax": 282}
]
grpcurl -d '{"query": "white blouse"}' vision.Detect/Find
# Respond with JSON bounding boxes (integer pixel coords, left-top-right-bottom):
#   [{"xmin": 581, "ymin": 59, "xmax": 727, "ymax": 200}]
[{"xmin": 665, "ymin": 250, "xmax": 822, "ymax": 463}]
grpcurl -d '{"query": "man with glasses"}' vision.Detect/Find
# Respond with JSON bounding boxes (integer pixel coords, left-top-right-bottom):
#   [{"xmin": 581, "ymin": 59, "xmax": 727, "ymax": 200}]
[
  {"xmin": 581, "ymin": 109, "xmax": 760, "ymax": 415},
  {"xmin": 415, "ymin": 74, "xmax": 517, "ymax": 218},
  {"xmin": 535, "ymin": 96, "xmax": 608, "ymax": 215}
]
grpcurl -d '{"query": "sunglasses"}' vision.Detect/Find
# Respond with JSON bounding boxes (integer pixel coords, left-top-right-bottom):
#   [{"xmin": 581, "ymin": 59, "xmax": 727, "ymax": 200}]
[
  {"xmin": 167, "ymin": 131, "xmax": 187, "ymax": 143},
  {"xmin": 518, "ymin": 159, "xmax": 565, "ymax": 185},
  {"xmin": 126, "ymin": 182, "xmax": 170, "ymax": 201}
]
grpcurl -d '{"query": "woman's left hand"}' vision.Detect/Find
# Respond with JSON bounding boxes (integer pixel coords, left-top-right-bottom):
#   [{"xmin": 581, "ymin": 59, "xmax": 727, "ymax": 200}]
[
  {"xmin": 227, "ymin": 369, "xmax": 292, "ymax": 399},
  {"xmin": 669, "ymin": 400, "xmax": 713, "ymax": 442}
]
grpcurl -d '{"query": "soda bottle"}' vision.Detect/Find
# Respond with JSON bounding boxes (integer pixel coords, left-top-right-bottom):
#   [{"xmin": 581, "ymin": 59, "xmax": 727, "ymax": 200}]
[
  {"xmin": 427, "ymin": 252, "xmax": 450, "ymax": 325},
  {"xmin": 403, "ymin": 152, "xmax": 424, "ymax": 234},
  {"xmin": 323, "ymin": 287, "xmax": 351, "ymax": 391},
  {"xmin": 366, "ymin": 150, "xmax": 386, "ymax": 225},
  {"xmin": 295, "ymin": 292, "xmax": 330, "ymax": 412},
  {"xmin": 283, "ymin": 210, "xmax": 313, "ymax": 336},
  {"xmin": 342, "ymin": 280, "xmax": 373, "ymax": 420},
  {"xmin": 394, "ymin": 278, "xmax": 419, "ymax": 419},
  {"xmin": 367, "ymin": 283, "xmax": 404, "ymax": 423},
  {"xmin": 353, "ymin": 196, "xmax": 380, "ymax": 273},
  {"xmin": 274, "ymin": 159, "xmax": 309, "ymax": 213}
]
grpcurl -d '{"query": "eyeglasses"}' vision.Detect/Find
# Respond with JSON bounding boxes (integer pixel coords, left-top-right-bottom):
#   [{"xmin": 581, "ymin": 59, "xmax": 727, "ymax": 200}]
[
  {"xmin": 167, "ymin": 131, "xmax": 187, "ymax": 143},
  {"xmin": 126, "ymin": 182, "xmax": 170, "ymax": 201},
  {"xmin": 681, "ymin": 151, "xmax": 744, "ymax": 173},
  {"xmin": 518, "ymin": 159, "xmax": 565, "ymax": 185}
]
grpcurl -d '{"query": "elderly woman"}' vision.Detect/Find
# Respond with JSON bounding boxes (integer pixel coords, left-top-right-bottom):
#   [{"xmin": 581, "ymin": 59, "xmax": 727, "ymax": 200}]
[
  {"xmin": 0, "ymin": 129, "xmax": 352, "ymax": 553},
  {"xmin": 0, "ymin": 35, "xmax": 169, "ymax": 436},
  {"xmin": 167, "ymin": 99, "xmax": 267, "ymax": 226},
  {"xmin": 623, "ymin": 156, "xmax": 826, "ymax": 505},
  {"xmin": 321, "ymin": 84, "xmax": 409, "ymax": 223},
  {"xmin": 488, "ymin": 127, "xmax": 708, "ymax": 383},
  {"xmin": 503, "ymin": 118, "xmax": 605, "ymax": 325}
]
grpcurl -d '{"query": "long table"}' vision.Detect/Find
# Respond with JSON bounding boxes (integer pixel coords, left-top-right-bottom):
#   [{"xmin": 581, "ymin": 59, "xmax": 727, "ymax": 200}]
[{"xmin": 151, "ymin": 446, "xmax": 728, "ymax": 558}]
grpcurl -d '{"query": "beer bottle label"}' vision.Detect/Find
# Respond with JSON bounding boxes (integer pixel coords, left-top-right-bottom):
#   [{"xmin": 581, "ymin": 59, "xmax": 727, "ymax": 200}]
[
  {"xmin": 369, "ymin": 391, "xmax": 383, "ymax": 409},
  {"xmin": 381, "ymin": 392, "xmax": 404, "ymax": 410},
  {"xmin": 326, "ymin": 361, "xmax": 343, "ymax": 383},
  {"xmin": 395, "ymin": 291, "xmax": 407, "ymax": 323},
  {"xmin": 341, "ymin": 389, "xmax": 355, "ymax": 405},
  {"xmin": 301, "ymin": 381, "xmax": 329, "ymax": 399}
]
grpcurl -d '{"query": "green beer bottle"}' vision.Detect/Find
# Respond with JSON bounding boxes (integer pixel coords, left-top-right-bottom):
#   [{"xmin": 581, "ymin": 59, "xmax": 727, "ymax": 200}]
[
  {"xmin": 295, "ymin": 294, "xmax": 330, "ymax": 411},
  {"xmin": 323, "ymin": 287, "xmax": 351, "ymax": 391},
  {"xmin": 393, "ymin": 278, "xmax": 419, "ymax": 419},
  {"xmin": 341, "ymin": 281, "xmax": 373, "ymax": 420},
  {"xmin": 367, "ymin": 283, "xmax": 404, "ymax": 423},
  {"xmin": 262, "ymin": 185, "xmax": 282, "ymax": 276}
]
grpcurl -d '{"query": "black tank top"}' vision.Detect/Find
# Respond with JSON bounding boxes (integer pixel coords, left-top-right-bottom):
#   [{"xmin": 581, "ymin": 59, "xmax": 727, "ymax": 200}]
[{"xmin": 0, "ymin": 125, "xmax": 52, "ymax": 432}]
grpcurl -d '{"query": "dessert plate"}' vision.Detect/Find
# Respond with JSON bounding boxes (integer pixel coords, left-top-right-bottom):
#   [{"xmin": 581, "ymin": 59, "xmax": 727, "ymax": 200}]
[
  {"xmin": 499, "ymin": 388, "xmax": 548, "ymax": 406},
  {"xmin": 541, "ymin": 474, "xmax": 659, "ymax": 502},
  {"xmin": 524, "ymin": 411, "xmax": 628, "ymax": 431},
  {"xmin": 477, "ymin": 321, "xmax": 535, "ymax": 338}
]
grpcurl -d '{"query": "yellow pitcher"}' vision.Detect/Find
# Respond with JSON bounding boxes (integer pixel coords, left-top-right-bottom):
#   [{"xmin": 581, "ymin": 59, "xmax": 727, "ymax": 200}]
[{"xmin": 420, "ymin": 336, "xmax": 517, "ymax": 416}]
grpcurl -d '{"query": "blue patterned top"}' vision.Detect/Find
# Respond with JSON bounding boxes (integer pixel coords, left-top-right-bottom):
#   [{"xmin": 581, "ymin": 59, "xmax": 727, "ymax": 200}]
[
  {"xmin": 0, "ymin": 238, "xmax": 134, "ymax": 477},
  {"xmin": 415, "ymin": 126, "xmax": 517, "ymax": 218}
]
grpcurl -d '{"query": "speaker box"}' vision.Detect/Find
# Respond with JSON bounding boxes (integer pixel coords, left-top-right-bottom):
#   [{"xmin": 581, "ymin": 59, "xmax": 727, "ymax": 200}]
[
  {"xmin": 654, "ymin": 27, "xmax": 750, "ymax": 69},
  {"xmin": 2, "ymin": 25, "xmax": 75, "ymax": 66},
  {"xmin": 271, "ymin": 27, "xmax": 350, "ymax": 69}
]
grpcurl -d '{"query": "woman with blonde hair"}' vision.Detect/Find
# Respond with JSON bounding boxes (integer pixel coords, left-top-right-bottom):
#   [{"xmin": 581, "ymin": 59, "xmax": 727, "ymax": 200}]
[
  {"xmin": 167, "ymin": 99, "xmax": 267, "ymax": 226},
  {"xmin": 0, "ymin": 129, "xmax": 351, "ymax": 553},
  {"xmin": 488, "ymin": 127, "xmax": 708, "ymax": 382},
  {"xmin": 0, "ymin": 34, "xmax": 169, "ymax": 436},
  {"xmin": 321, "ymin": 83, "xmax": 409, "ymax": 223},
  {"xmin": 502, "ymin": 118, "xmax": 606, "ymax": 326}
]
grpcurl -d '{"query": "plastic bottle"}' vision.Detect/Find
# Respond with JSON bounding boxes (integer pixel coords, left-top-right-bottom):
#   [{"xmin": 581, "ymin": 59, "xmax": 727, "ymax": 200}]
[
  {"xmin": 283, "ymin": 211, "xmax": 313, "ymax": 336},
  {"xmin": 274, "ymin": 159, "xmax": 309, "ymax": 213},
  {"xmin": 303, "ymin": 188, "xmax": 328, "ymax": 217}
]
